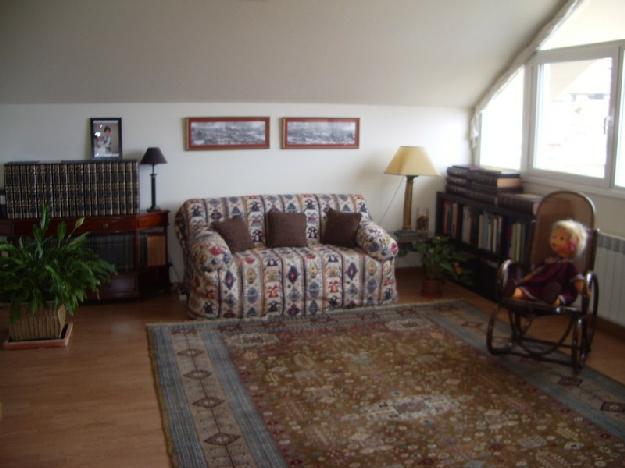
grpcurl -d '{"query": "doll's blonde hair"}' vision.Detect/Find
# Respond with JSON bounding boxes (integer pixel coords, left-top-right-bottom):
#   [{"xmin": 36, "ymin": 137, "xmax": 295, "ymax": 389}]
[{"xmin": 552, "ymin": 219, "xmax": 587, "ymax": 257}]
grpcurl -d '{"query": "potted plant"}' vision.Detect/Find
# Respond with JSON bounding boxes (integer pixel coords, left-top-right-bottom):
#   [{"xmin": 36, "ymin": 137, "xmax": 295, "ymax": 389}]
[
  {"xmin": 0, "ymin": 206, "xmax": 115, "ymax": 342},
  {"xmin": 409, "ymin": 235, "xmax": 473, "ymax": 297}
]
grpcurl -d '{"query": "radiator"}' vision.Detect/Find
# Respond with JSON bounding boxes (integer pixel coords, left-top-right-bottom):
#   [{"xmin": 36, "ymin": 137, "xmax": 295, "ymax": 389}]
[{"xmin": 594, "ymin": 232, "xmax": 625, "ymax": 327}]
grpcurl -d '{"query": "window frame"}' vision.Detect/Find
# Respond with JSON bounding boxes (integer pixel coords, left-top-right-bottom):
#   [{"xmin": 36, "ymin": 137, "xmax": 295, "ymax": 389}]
[{"xmin": 526, "ymin": 41, "xmax": 622, "ymax": 189}]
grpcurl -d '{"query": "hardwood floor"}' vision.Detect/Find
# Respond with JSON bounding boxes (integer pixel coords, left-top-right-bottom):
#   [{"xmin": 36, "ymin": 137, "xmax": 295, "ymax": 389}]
[{"xmin": 1, "ymin": 268, "xmax": 623, "ymax": 467}]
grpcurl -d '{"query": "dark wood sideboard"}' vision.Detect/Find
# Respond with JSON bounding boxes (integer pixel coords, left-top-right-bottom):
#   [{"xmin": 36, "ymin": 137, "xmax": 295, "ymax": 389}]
[{"xmin": 0, "ymin": 211, "xmax": 170, "ymax": 300}]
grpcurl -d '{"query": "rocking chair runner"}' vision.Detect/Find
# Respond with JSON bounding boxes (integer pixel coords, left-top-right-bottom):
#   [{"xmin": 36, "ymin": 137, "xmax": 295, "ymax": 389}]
[{"xmin": 486, "ymin": 191, "xmax": 600, "ymax": 371}]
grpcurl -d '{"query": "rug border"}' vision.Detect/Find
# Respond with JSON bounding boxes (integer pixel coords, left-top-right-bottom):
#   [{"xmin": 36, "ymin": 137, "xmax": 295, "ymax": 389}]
[{"xmin": 147, "ymin": 326, "xmax": 180, "ymax": 468}]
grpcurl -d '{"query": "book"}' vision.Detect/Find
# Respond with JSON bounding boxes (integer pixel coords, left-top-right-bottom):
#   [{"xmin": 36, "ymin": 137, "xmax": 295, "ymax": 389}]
[
  {"xmin": 465, "ymin": 190, "xmax": 498, "ymax": 205},
  {"xmin": 445, "ymin": 184, "xmax": 469, "ymax": 196},
  {"xmin": 446, "ymin": 164, "xmax": 479, "ymax": 177},
  {"xmin": 469, "ymin": 180, "xmax": 523, "ymax": 194},
  {"xmin": 446, "ymin": 175, "xmax": 468, "ymax": 186},
  {"xmin": 497, "ymin": 192, "xmax": 542, "ymax": 215},
  {"xmin": 467, "ymin": 167, "xmax": 522, "ymax": 187}
]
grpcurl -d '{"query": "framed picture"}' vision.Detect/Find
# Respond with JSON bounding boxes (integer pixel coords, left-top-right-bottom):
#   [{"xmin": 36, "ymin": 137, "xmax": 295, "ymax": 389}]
[
  {"xmin": 90, "ymin": 118, "xmax": 122, "ymax": 159},
  {"xmin": 185, "ymin": 117, "xmax": 270, "ymax": 150},
  {"xmin": 281, "ymin": 117, "xmax": 360, "ymax": 149}
]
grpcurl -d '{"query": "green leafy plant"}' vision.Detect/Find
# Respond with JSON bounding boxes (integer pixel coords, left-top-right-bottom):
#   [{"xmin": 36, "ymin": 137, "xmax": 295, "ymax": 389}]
[
  {"xmin": 0, "ymin": 206, "xmax": 115, "ymax": 322},
  {"xmin": 409, "ymin": 235, "xmax": 474, "ymax": 284}
]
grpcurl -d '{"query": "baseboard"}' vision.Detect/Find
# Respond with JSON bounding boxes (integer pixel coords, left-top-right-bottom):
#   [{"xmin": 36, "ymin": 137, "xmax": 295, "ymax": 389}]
[{"xmin": 596, "ymin": 316, "xmax": 625, "ymax": 341}]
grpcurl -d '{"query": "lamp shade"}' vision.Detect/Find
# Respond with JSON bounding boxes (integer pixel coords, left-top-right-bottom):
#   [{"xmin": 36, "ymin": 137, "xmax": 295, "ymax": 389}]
[
  {"xmin": 140, "ymin": 147, "xmax": 167, "ymax": 165},
  {"xmin": 384, "ymin": 146, "xmax": 438, "ymax": 176}
]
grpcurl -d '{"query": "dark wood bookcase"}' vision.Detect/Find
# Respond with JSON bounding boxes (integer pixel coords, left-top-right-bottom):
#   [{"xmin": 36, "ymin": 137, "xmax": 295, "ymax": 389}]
[
  {"xmin": 435, "ymin": 191, "xmax": 535, "ymax": 300},
  {"xmin": 0, "ymin": 211, "xmax": 170, "ymax": 300}
]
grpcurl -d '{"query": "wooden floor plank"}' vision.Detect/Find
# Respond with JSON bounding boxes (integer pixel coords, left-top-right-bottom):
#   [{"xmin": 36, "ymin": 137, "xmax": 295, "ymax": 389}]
[{"xmin": 0, "ymin": 268, "xmax": 623, "ymax": 467}]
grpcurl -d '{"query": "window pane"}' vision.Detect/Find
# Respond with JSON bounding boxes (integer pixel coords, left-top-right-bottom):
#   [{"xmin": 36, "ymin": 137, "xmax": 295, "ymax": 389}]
[
  {"xmin": 535, "ymin": 58, "xmax": 611, "ymax": 178},
  {"xmin": 479, "ymin": 68, "xmax": 524, "ymax": 170},
  {"xmin": 616, "ymin": 51, "xmax": 625, "ymax": 188}
]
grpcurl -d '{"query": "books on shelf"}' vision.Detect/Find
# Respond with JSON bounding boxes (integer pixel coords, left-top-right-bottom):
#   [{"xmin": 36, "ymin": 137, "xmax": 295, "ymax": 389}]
[{"xmin": 3, "ymin": 160, "xmax": 140, "ymax": 219}]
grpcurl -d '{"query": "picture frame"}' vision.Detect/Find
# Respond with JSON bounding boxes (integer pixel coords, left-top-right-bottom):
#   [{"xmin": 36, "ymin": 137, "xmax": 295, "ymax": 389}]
[
  {"xmin": 281, "ymin": 117, "xmax": 360, "ymax": 149},
  {"xmin": 90, "ymin": 118, "xmax": 122, "ymax": 159},
  {"xmin": 185, "ymin": 117, "xmax": 270, "ymax": 150}
]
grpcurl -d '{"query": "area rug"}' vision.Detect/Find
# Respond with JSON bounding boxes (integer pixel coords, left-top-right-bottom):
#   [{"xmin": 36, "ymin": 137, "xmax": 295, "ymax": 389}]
[{"xmin": 147, "ymin": 301, "xmax": 625, "ymax": 467}]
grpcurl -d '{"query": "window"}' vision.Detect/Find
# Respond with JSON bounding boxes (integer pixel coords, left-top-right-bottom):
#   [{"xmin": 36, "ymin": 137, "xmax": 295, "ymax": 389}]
[{"xmin": 478, "ymin": 68, "xmax": 524, "ymax": 170}]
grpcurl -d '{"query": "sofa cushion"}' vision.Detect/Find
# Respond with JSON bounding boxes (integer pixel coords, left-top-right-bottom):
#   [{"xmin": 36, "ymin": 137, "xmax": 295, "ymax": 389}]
[
  {"xmin": 322, "ymin": 208, "xmax": 361, "ymax": 247},
  {"xmin": 266, "ymin": 211, "xmax": 307, "ymax": 248},
  {"xmin": 212, "ymin": 217, "xmax": 254, "ymax": 252}
]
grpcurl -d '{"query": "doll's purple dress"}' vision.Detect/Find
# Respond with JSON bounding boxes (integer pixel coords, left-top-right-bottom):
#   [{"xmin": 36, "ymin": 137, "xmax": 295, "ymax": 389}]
[{"xmin": 517, "ymin": 257, "xmax": 582, "ymax": 305}]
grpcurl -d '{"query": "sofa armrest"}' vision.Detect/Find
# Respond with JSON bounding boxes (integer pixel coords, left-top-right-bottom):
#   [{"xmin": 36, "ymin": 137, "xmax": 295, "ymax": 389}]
[
  {"xmin": 189, "ymin": 224, "xmax": 233, "ymax": 272},
  {"xmin": 356, "ymin": 219, "xmax": 398, "ymax": 261}
]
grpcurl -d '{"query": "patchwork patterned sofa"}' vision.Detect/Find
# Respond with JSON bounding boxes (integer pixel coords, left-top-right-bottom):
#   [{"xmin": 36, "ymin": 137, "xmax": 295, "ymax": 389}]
[{"xmin": 175, "ymin": 193, "xmax": 398, "ymax": 319}]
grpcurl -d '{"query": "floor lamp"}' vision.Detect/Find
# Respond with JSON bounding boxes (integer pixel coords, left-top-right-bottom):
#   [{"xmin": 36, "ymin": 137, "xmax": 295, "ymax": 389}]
[{"xmin": 384, "ymin": 146, "xmax": 439, "ymax": 233}]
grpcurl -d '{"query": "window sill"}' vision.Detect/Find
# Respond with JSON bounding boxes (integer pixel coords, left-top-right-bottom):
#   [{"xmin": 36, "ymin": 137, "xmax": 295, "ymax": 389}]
[{"xmin": 524, "ymin": 174, "xmax": 625, "ymax": 201}]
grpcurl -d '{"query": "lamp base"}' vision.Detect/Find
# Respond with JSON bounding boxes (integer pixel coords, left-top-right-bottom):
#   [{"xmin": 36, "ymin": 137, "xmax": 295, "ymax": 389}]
[{"xmin": 147, "ymin": 206, "xmax": 161, "ymax": 212}]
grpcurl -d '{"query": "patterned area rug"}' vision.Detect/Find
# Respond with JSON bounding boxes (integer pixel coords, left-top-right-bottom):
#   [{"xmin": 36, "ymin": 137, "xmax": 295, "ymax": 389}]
[{"xmin": 147, "ymin": 301, "xmax": 625, "ymax": 467}]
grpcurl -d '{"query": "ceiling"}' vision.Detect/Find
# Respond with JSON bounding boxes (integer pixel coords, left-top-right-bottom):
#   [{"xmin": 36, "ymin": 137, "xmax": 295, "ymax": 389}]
[{"xmin": 0, "ymin": 0, "xmax": 564, "ymax": 107}]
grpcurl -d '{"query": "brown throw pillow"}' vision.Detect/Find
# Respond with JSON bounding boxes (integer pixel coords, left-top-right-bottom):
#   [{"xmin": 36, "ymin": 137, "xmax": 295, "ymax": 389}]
[
  {"xmin": 212, "ymin": 217, "xmax": 254, "ymax": 252},
  {"xmin": 266, "ymin": 211, "xmax": 307, "ymax": 248},
  {"xmin": 322, "ymin": 208, "xmax": 362, "ymax": 247}
]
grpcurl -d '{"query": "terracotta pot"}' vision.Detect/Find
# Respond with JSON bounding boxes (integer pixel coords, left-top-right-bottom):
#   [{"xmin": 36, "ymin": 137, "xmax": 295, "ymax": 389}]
[
  {"xmin": 421, "ymin": 278, "xmax": 443, "ymax": 298},
  {"xmin": 8, "ymin": 304, "xmax": 67, "ymax": 341}
]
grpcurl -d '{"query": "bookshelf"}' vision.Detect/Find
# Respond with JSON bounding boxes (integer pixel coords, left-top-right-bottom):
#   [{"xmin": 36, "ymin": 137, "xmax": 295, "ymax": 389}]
[
  {"xmin": 0, "ymin": 211, "xmax": 170, "ymax": 300},
  {"xmin": 436, "ymin": 191, "xmax": 535, "ymax": 300}
]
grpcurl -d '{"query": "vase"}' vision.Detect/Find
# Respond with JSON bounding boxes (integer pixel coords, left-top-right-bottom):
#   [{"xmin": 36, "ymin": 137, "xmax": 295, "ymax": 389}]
[{"xmin": 8, "ymin": 304, "xmax": 67, "ymax": 341}]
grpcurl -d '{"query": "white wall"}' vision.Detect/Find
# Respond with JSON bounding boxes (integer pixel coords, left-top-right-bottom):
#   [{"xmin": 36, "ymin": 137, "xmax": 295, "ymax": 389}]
[{"xmin": 0, "ymin": 102, "xmax": 470, "ymax": 280}]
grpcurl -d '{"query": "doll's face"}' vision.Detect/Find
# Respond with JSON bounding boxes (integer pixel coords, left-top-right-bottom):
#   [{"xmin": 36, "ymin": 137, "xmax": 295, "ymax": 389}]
[{"xmin": 550, "ymin": 227, "xmax": 575, "ymax": 257}]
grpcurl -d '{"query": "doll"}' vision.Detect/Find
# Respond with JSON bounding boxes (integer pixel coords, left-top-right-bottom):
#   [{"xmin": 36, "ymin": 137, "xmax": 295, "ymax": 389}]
[{"xmin": 505, "ymin": 219, "xmax": 587, "ymax": 307}]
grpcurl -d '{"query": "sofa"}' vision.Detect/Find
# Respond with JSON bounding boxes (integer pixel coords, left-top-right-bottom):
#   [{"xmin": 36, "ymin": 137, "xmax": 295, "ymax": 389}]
[{"xmin": 175, "ymin": 193, "xmax": 398, "ymax": 319}]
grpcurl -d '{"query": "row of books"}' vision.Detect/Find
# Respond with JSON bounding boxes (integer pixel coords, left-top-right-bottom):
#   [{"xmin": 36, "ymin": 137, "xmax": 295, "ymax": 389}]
[
  {"xmin": 458, "ymin": 205, "xmax": 504, "ymax": 254},
  {"xmin": 87, "ymin": 232, "xmax": 167, "ymax": 272},
  {"xmin": 3, "ymin": 160, "xmax": 140, "ymax": 219},
  {"xmin": 507, "ymin": 222, "xmax": 531, "ymax": 263},
  {"xmin": 441, "ymin": 200, "xmax": 531, "ymax": 259},
  {"xmin": 87, "ymin": 233, "xmax": 135, "ymax": 273}
]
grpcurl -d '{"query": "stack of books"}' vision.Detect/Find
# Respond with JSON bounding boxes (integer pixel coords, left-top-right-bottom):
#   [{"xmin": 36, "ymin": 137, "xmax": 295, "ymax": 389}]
[
  {"xmin": 3, "ymin": 160, "xmax": 140, "ymax": 219},
  {"xmin": 445, "ymin": 164, "xmax": 477, "ymax": 197},
  {"xmin": 446, "ymin": 165, "xmax": 525, "ymax": 204}
]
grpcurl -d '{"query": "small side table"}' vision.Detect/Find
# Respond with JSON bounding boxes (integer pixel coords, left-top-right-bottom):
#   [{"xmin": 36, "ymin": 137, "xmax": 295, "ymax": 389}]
[{"xmin": 393, "ymin": 229, "xmax": 428, "ymax": 247}]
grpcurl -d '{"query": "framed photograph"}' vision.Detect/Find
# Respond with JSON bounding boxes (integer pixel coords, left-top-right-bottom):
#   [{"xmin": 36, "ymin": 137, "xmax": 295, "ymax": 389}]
[
  {"xmin": 281, "ymin": 117, "xmax": 360, "ymax": 149},
  {"xmin": 90, "ymin": 118, "xmax": 122, "ymax": 159},
  {"xmin": 185, "ymin": 117, "xmax": 270, "ymax": 150}
]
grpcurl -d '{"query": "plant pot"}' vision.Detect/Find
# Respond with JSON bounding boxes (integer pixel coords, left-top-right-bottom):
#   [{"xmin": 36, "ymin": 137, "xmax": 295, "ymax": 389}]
[
  {"xmin": 8, "ymin": 305, "xmax": 67, "ymax": 341},
  {"xmin": 421, "ymin": 278, "xmax": 443, "ymax": 298}
]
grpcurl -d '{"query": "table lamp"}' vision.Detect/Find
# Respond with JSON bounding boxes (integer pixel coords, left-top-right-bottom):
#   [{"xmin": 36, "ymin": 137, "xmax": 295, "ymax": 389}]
[
  {"xmin": 385, "ymin": 146, "xmax": 438, "ymax": 232},
  {"xmin": 140, "ymin": 147, "xmax": 167, "ymax": 212}
]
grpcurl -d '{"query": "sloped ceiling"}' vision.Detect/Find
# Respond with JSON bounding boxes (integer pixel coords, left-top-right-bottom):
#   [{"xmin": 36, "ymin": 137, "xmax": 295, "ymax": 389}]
[{"xmin": 0, "ymin": 0, "xmax": 564, "ymax": 107}]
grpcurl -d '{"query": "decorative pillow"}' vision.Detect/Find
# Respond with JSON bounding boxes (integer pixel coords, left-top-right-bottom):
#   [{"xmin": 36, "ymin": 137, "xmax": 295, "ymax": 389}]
[
  {"xmin": 266, "ymin": 211, "xmax": 307, "ymax": 248},
  {"xmin": 212, "ymin": 217, "xmax": 254, "ymax": 253},
  {"xmin": 322, "ymin": 208, "xmax": 362, "ymax": 247}
]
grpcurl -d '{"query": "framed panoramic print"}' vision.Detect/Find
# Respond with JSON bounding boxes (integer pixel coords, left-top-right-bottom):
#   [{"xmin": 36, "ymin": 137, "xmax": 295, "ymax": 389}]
[
  {"xmin": 281, "ymin": 117, "xmax": 360, "ymax": 149},
  {"xmin": 185, "ymin": 117, "xmax": 270, "ymax": 150},
  {"xmin": 90, "ymin": 118, "xmax": 122, "ymax": 159}
]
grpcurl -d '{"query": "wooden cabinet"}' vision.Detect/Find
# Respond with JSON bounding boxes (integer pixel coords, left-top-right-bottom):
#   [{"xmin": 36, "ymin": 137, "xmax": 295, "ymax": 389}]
[
  {"xmin": 435, "ymin": 192, "xmax": 535, "ymax": 300},
  {"xmin": 0, "ymin": 211, "xmax": 170, "ymax": 300}
]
